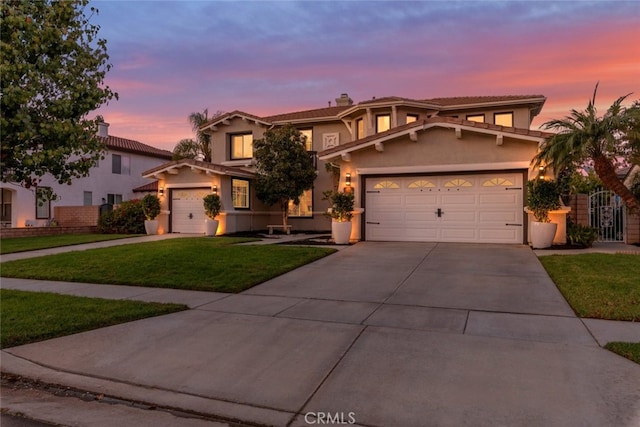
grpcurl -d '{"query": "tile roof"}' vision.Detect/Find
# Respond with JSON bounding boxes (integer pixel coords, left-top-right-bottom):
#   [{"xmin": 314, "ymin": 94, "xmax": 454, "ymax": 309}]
[
  {"xmin": 318, "ymin": 116, "xmax": 553, "ymax": 158},
  {"xmin": 199, "ymin": 94, "xmax": 547, "ymax": 130},
  {"xmin": 100, "ymin": 135, "xmax": 173, "ymax": 160},
  {"xmin": 262, "ymin": 106, "xmax": 351, "ymax": 123},
  {"xmin": 142, "ymin": 158, "xmax": 255, "ymax": 179},
  {"xmin": 132, "ymin": 181, "xmax": 159, "ymax": 192},
  {"xmin": 422, "ymin": 95, "xmax": 546, "ymax": 106}
]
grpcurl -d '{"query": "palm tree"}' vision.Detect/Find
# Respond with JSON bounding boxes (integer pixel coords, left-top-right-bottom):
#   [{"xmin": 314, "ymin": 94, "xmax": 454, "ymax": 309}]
[
  {"xmin": 188, "ymin": 109, "xmax": 213, "ymax": 162},
  {"xmin": 533, "ymin": 84, "xmax": 640, "ymax": 211}
]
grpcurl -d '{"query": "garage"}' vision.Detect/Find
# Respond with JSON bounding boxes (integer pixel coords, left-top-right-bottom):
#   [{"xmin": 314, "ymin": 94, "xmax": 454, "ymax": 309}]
[
  {"xmin": 170, "ymin": 188, "xmax": 210, "ymax": 233},
  {"xmin": 364, "ymin": 172, "xmax": 524, "ymax": 244}
]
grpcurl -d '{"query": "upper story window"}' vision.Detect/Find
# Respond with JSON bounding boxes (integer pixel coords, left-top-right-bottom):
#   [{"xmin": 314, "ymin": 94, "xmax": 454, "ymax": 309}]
[
  {"xmin": 466, "ymin": 114, "xmax": 485, "ymax": 123},
  {"xmin": 406, "ymin": 114, "xmax": 419, "ymax": 124},
  {"xmin": 232, "ymin": 178, "xmax": 250, "ymax": 208},
  {"xmin": 494, "ymin": 112, "xmax": 514, "ymax": 127},
  {"xmin": 112, "ymin": 154, "xmax": 130, "ymax": 175},
  {"xmin": 356, "ymin": 118, "xmax": 364, "ymax": 139},
  {"xmin": 299, "ymin": 128, "xmax": 313, "ymax": 151},
  {"xmin": 376, "ymin": 114, "xmax": 390, "ymax": 133},
  {"xmin": 231, "ymin": 133, "xmax": 253, "ymax": 160}
]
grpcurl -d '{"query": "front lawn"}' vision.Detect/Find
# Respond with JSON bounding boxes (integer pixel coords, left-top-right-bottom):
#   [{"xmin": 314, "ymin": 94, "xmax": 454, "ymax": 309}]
[
  {"xmin": 0, "ymin": 237, "xmax": 336, "ymax": 293},
  {"xmin": 604, "ymin": 342, "xmax": 640, "ymax": 364},
  {"xmin": 539, "ymin": 253, "xmax": 640, "ymax": 321},
  {"xmin": 0, "ymin": 234, "xmax": 142, "ymax": 255},
  {"xmin": 0, "ymin": 289, "xmax": 186, "ymax": 349}
]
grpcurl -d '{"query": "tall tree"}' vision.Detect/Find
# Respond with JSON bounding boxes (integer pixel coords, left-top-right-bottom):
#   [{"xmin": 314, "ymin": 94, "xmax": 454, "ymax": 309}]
[
  {"xmin": 1, "ymin": 0, "xmax": 118, "ymax": 189},
  {"xmin": 172, "ymin": 138, "xmax": 201, "ymax": 160},
  {"xmin": 533, "ymin": 84, "xmax": 640, "ymax": 211},
  {"xmin": 254, "ymin": 124, "xmax": 317, "ymax": 228},
  {"xmin": 188, "ymin": 109, "xmax": 223, "ymax": 162}
]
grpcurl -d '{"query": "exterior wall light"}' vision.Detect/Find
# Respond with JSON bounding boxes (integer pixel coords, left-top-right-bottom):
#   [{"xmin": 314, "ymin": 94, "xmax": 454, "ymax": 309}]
[
  {"xmin": 345, "ymin": 173, "xmax": 351, "ymax": 187},
  {"xmin": 158, "ymin": 187, "xmax": 164, "ymax": 196},
  {"xmin": 212, "ymin": 185, "xmax": 218, "ymax": 195}
]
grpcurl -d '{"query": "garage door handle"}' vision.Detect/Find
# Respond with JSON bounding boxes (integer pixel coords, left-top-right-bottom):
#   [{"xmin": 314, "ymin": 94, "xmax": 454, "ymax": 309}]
[
  {"xmin": 505, "ymin": 223, "xmax": 522, "ymax": 226},
  {"xmin": 505, "ymin": 187, "xmax": 522, "ymax": 190},
  {"xmin": 366, "ymin": 221, "xmax": 380, "ymax": 225},
  {"xmin": 188, "ymin": 213, "xmax": 193, "ymax": 219},
  {"xmin": 436, "ymin": 208, "xmax": 443, "ymax": 217}
]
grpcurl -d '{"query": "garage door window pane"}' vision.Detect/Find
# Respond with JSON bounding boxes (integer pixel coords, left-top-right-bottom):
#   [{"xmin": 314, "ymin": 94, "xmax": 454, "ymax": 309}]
[
  {"xmin": 444, "ymin": 179, "xmax": 472, "ymax": 187},
  {"xmin": 232, "ymin": 179, "xmax": 249, "ymax": 208},
  {"xmin": 483, "ymin": 177, "xmax": 514, "ymax": 187},
  {"xmin": 373, "ymin": 180, "xmax": 399, "ymax": 189}
]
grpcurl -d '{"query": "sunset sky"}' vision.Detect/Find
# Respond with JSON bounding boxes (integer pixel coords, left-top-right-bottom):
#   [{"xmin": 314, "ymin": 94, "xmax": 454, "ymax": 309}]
[{"xmin": 92, "ymin": 0, "xmax": 640, "ymax": 151}]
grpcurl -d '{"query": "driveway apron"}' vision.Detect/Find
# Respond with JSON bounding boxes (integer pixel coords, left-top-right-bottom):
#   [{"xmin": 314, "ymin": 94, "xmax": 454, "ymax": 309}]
[{"xmin": 3, "ymin": 242, "xmax": 640, "ymax": 427}]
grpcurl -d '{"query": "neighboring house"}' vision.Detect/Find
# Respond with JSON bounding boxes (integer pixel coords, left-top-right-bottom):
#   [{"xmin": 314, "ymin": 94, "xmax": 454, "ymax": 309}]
[
  {"xmin": 0, "ymin": 122, "xmax": 173, "ymax": 228},
  {"xmin": 144, "ymin": 93, "xmax": 552, "ymax": 243}
]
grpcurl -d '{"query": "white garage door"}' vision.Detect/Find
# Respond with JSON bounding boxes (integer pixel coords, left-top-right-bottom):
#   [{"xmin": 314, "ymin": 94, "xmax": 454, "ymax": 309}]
[
  {"xmin": 365, "ymin": 173, "xmax": 524, "ymax": 243},
  {"xmin": 171, "ymin": 188, "xmax": 209, "ymax": 234}
]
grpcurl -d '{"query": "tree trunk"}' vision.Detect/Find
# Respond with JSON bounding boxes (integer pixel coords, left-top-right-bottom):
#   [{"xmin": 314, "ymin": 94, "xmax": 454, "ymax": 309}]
[
  {"xmin": 281, "ymin": 199, "xmax": 288, "ymax": 228},
  {"xmin": 593, "ymin": 155, "xmax": 640, "ymax": 211}
]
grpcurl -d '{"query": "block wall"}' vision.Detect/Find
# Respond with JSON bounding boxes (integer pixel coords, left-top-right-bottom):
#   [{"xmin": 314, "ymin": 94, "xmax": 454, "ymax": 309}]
[{"xmin": 54, "ymin": 206, "xmax": 100, "ymax": 226}]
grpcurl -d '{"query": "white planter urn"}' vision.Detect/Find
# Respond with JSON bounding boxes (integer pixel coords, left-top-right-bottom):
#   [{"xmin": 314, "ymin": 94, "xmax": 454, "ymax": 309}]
[
  {"xmin": 332, "ymin": 221, "xmax": 352, "ymax": 245},
  {"xmin": 144, "ymin": 220, "xmax": 159, "ymax": 235},
  {"xmin": 530, "ymin": 221, "xmax": 557, "ymax": 249},
  {"xmin": 205, "ymin": 218, "xmax": 219, "ymax": 237}
]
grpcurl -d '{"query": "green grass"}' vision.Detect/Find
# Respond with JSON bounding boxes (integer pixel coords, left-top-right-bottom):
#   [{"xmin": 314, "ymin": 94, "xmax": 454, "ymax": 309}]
[
  {"xmin": 539, "ymin": 253, "xmax": 640, "ymax": 321},
  {"xmin": 0, "ymin": 289, "xmax": 186, "ymax": 349},
  {"xmin": 0, "ymin": 237, "xmax": 337, "ymax": 293},
  {"xmin": 604, "ymin": 342, "xmax": 640, "ymax": 364},
  {"xmin": 0, "ymin": 234, "xmax": 142, "ymax": 254}
]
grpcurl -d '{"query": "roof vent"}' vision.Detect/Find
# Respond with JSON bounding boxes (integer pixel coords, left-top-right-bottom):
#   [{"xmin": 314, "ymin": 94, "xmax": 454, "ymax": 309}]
[{"xmin": 335, "ymin": 93, "xmax": 353, "ymax": 107}]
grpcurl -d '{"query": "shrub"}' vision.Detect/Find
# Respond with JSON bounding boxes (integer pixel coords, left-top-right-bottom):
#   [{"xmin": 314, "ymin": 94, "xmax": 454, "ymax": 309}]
[
  {"xmin": 323, "ymin": 190, "xmax": 354, "ymax": 222},
  {"xmin": 203, "ymin": 194, "xmax": 222, "ymax": 219},
  {"xmin": 566, "ymin": 220, "xmax": 598, "ymax": 248},
  {"xmin": 97, "ymin": 199, "xmax": 145, "ymax": 234},
  {"xmin": 527, "ymin": 179, "xmax": 561, "ymax": 223},
  {"xmin": 141, "ymin": 194, "xmax": 161, "ymax": 220}
]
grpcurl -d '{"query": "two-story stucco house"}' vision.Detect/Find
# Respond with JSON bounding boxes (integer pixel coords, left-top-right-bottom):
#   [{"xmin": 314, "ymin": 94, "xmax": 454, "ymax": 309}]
[
  {"xmin": 143, "ymin": 93, "xmax": 551, "ymax": 243},
  {"xmin": 1, "ymin": 122, "xmax": 173, "ymax": 228}
]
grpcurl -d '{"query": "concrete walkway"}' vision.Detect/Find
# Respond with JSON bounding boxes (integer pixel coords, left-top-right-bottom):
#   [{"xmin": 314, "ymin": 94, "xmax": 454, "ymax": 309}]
[{"xmin": 2, "ymin": 242, "xmax": 640, "ymax": 426}]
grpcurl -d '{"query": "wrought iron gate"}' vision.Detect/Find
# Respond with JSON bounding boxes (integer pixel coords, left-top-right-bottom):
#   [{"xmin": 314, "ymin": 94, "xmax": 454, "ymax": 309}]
[{"xmin": 589, "ymin": 189, "xmax": 624, "ymax": 242}]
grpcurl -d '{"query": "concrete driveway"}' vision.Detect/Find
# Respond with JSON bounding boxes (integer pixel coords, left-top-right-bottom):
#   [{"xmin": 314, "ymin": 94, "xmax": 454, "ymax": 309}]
[{"xmin": 3, "ymin": 242, "xmax": 640, "ymax": 426}]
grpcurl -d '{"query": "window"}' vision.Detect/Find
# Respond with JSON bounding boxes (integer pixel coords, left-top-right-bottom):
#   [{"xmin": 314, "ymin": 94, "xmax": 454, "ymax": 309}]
[
  {"xmin": 1, "ymin": 189, "xmax": 12, "ymax": 224},
  {"xmin": 112, "ymin": 154, "xmax": 130, "ymax": 175},
  {"xmin": 466, "ymin": 114, "xmax": 485, "ymax": 123},
  {"xmin": 494, "ymin": 112, "xmax": 514, "ymax": 127},
  {"xmin": 376, "ymin": 115, "xmax": 390, "ymax": 133},
  {"xmin": 288, "ymin": 189, "xmax": 313, "ymax": 217},
  {"xmin": 406, "ymin": 114, "xmax": 419, "ymax": 124},
  {"xmin": 299, "ymin": 129, "xmax": 313, "ymax": 151},
  {"xmin": 356, "ymin": 118, "xmax": 364, "ymax": 139},
  {"xmin": 232, "ymin": 178, "xmax": 250, "ymax": 208},
  {"xmin": 35, "ymin": 187, "xmax": 51, "ymax": 219},
  {"xmin": 83, "ymin": 191, "xmax": 93, "ymax": 206},
  {"xmin": 107, "ymin": 194, "xmax": 123, "ymax": 205},
  {"xmin": 231, "ymin": 133, "xmax": 253, "ymax": 159}
]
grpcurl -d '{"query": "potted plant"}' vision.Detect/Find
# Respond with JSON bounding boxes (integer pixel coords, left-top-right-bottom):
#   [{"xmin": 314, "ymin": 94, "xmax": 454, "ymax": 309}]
[
  {"xmin": 203, "ymin": 193, "xmax": 222, "ymax": 237},
  {"xmin": 324, "ymin": 190, "xmax": 354, "ymax": 244},
  {"xmin": 527, "ymin": 179, "xmax": 561, "ymax": 248},
  {"xmin": 141, "ymin": 194, "xmax": 161, "ymax": 235}
]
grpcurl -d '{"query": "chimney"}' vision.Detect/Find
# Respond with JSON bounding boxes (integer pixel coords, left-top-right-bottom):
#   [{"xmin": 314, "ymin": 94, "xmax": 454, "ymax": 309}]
[
  {"xmin": 335, "ymin": 93, "xmax": 353, "ymax": 107},
  {"xmin": 97, "ymin": 121, "xmax": 109, "ymax": 137}
]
